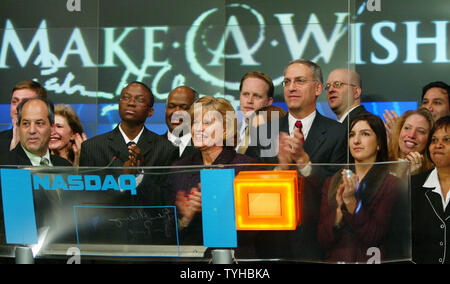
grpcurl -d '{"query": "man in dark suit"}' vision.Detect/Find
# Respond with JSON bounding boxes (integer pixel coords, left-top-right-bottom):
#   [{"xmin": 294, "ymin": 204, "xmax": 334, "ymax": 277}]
[
  {"xmin": 247, "ymin": 60, "xmax": 347, "ymax": 260},
  {"xmin": 0, "ymin": 97, "xmax": 70, "ymax": 166},
  {"xmin": 248, "ymin": 60, "xmax": 347, "ymax": 174},
  {"xmin": 79, "ymin": 81, "xmax": 177, "ymax": 169},
  {"xmin": 326, "ymin": 68, "xmax": 370, "ymax": 129},
  {"xmin": 0, "ymin": 80, "xmax": 48, "ymax": 154},
  {"xmin": 0, "ymin": 97, "xmax": 71, "ymax": 244},
  {"xmin": 162, "ymin": 86, "xmax": 198, "ymax": 160},
  {"xmin": 79, "ymin": 81, "xmax": 178, "ymax": 206}
]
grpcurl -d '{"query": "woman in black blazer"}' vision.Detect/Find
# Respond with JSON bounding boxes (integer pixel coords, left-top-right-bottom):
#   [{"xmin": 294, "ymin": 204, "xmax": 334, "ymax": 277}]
[{"xmin": 412, "ymin": 115, "xmax": 450, "ymax": 264}]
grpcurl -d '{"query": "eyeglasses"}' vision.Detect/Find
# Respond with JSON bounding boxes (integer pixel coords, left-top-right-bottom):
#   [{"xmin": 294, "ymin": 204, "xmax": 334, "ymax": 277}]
[
  {"xmin": 325, "ymin": 81, "xmax": 357, "ymax": 91},
  {"xmin": 281, "ymin": 78, "xmax": 316, "ymax": 88},
  {"xmin": 120, "ymin": 95, "xmax": 147, "ymax": 104}
]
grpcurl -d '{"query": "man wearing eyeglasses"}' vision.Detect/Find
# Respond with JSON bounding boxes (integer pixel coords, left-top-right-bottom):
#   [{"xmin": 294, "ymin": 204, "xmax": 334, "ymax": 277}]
[
  {"xmin": 249, "ymin": 60, "xmax": 347, "ymax": 172},
  {"xmin": 250, "ymin": 59, "xmax": 347, "ymax": 260},
  {"xmin": 326, "ymin": 68, "xmax": 369, "ymax": 127},
  {"xmin": 80, "ymin": 81, "xmax": 177, "ymax": 170}
]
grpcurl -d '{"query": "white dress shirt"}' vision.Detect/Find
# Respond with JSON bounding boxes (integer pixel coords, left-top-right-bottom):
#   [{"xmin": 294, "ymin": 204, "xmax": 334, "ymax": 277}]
[
  {"xmin": 22, "ymin": 145, "xmax": 53, "ymax": 166},
  {"xmin": 118, "ymin": 123, "xmax": 144, "ymax": 144},
  {"xmin": 288, "ymin": 111, "xmax": 316, "ymax": 139},
  {"xmin": 286, "ymin": 111, "xmax": 316, "ymax": 177},
  {"xmin": 167, "ymin": 131, "xmax": 192, "ymax": 157}
]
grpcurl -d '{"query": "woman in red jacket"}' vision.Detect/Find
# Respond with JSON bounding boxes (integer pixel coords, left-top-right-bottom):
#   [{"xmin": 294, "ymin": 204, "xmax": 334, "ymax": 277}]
[{"xmin": 318, "ymin": 113, "xmax": 400, "ymax": 263}]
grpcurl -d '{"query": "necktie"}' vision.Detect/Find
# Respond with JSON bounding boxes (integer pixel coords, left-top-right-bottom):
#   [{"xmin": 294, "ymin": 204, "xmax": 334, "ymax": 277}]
[
  {"xmin": 127, "ymin": 141, "xmax": 136, "ymax": 147},
  {"xmin": 237, "ymin": 126, "xmax": 250, "ymax": 154},
  {"xmin": 295, "ymin": 120, "xmax": 305, "ymax": 143},
  {"xmin": 40, "ymin": 157, "xmax": 50, "ymax": 166}
]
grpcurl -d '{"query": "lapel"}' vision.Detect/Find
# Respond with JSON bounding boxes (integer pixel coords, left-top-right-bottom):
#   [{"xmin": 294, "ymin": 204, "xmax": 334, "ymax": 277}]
[
  {"xmin": 107, "ymin": 126, "xmax": 156, "ymax": 163},
  {"xmin": 13, "ymin": 145, "xmax": 33, "ymax": 166},
  {"xmin": 303, "ymin": 112, "xmax": 327, "ymax": 159},
  {"xmin": 213, "ymin": 148, "xmax": 236, "ymax": 165},
  {"xmin": 106, "ymin": 126, "xmax": 128, "ymax": 163},
  {"xmin": 136, "ymin": 127, "xmax": 154, "ymax": 158},
  {"xmin": 279, "ymin": 115, "xmax": 290, "ymax": 134},
  {"xmin": 50, "ymin": 155, "xmax": 70, "ymax": 166},
  {"xmin": 343, "ymin": 105, "xmax": 369, "ymax": 126},
  {"xmin": 180, "ymin": 140, "xmax": 198, "ymax": 159},
  {"xmin": 424, "ymin": 190, "xmax": 449, "ymax": 221}
]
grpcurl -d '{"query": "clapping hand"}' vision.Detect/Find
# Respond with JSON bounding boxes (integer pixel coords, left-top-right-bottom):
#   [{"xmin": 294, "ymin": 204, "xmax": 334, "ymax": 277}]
[
  {"xmin": 405, "ymin": 151, "xmax": 423, "ymax": 175},
  {"xmin": 175, "ymin": 183, "xmax": 202, "ymax": 227},
  {"xmin": 72, "ymin": 132, "xmax": 87, "ymax": 166},
  {"xmin": 383, "ymin": 109, "xmax": 400, "ymax": 142},
  {"xmin": 277, "ymin": 129, "xmax": 310, "ymax": 170}
]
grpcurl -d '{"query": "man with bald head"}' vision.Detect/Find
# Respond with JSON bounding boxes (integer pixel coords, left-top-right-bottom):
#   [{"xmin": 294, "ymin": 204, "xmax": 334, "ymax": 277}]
[
  {"xmin": 163, "ymin": 86, "xmax": 198, "ymax": 158},
  {"xmin": 326, "ymin": 68, "xmax": 369, "ymax": 127}
]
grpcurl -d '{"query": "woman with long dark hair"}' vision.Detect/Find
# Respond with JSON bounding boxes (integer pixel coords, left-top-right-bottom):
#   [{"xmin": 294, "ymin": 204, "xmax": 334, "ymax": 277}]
[{"xmin": 318, "ymin": 113, "xmax": 400, "ymax": 263}]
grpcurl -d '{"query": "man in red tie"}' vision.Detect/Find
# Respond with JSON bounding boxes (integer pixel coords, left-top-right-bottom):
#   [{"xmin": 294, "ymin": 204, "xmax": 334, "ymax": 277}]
[
  {"xmin": 263, "ymin": 60, "xmax": 347, "ymax": 173},
  {"xmin": 249, "ymin": 60, "xmax": 347, "ymax": 260}
]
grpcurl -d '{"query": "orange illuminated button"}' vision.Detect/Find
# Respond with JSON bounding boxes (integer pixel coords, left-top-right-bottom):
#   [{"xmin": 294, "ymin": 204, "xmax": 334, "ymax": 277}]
[{"xmin": 233, "ymin": 171, "xmax": 302, "ymax": 231}]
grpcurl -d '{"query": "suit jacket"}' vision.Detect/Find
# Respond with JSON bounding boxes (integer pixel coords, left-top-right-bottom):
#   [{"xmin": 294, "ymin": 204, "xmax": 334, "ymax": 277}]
[
  {"xmin": 0, "ymin": 144, "xmax": 71, "ymax": 166},
  {"xmin": 247, "ymin": 111, "xmax": 347, "ymax": 170},
  {"xmin": 247, "ymin": 111, "xmax": 347, "ymax": 259},
  {"xmin": 412, "ymin": 169, "xmax": 450, "ymax": 264},
  {"xmin": 341, "ymin": 105, "xmax": 371, "ymax": 131},
  {"xmin": 160, "ymin": 131, "xmax": 199, "ymax": 161},
  {"xmin": 0, "ymin": 129, "xmax": 13, "ymax": 154},
  {"xmin": 80, "ymin": 126, "xmax": 178, "ymax": 168},
  {"xmin": 0, "ymin": 144, "xmax": 71, "ymax": 244}
]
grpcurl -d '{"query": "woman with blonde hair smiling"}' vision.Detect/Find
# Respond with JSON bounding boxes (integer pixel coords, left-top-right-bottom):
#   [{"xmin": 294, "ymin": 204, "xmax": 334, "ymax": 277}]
[
  {"xmin": 49, "ymin": 104, "xmax": 86, "ymax": 165},
  {"xmin": 169, "ymin": 96, "xmax": 257, "ymax": 249},
  {"xmin": 388, "ymin": 107, "xmax": 434, "ymax": 175}
]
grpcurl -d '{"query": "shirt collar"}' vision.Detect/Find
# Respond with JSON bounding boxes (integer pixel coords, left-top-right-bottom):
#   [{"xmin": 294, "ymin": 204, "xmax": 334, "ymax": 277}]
[
  {"xmin": 21, "ymin": 144, "xmax": 52, "ymax": 166},
  {"xmin": 288, "ymin": 110, "xmax": 316, "ymax": 139},
  {"xmin": 168, "ymin": 131, "xmax": 192, "ymax": 157},
  {"xmin": 423, "ymin": 168, "xmax": 449, "ymax": 209},
  {"xmin": 118, "ymin": 123, "xmax": 144, "ymax": 144}
]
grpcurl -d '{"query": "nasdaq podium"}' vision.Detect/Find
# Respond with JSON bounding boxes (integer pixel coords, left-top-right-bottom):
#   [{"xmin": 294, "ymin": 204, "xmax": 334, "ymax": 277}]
[{"xmin": 0, "ymin": 162, "xmax": 412, "ymax": 264}]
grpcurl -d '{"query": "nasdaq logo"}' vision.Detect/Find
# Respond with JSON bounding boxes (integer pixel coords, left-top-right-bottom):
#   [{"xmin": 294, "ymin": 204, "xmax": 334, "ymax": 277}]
[
  {"xmin": 0, "ymin": 169, "xmax": 137, "ymax": 244},
  {"xmin": 32, "ymin": 174, "xmax": 137, "ymax": 195}
]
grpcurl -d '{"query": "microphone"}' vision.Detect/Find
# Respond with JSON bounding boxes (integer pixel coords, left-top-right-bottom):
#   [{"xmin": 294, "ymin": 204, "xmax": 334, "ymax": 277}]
[
  {"xmin": 76, "ymin": 150, "xmax": 121, "ymax": 175},
  {"xmin": 105, "ymin": 151, "xmax": 120, "ymax": 168}
]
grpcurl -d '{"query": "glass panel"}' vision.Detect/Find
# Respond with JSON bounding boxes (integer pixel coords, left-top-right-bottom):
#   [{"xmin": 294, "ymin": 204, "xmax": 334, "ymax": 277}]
[{"xmin": 0, "ymin": 162, "xmax": 411, "ymax": 263}]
